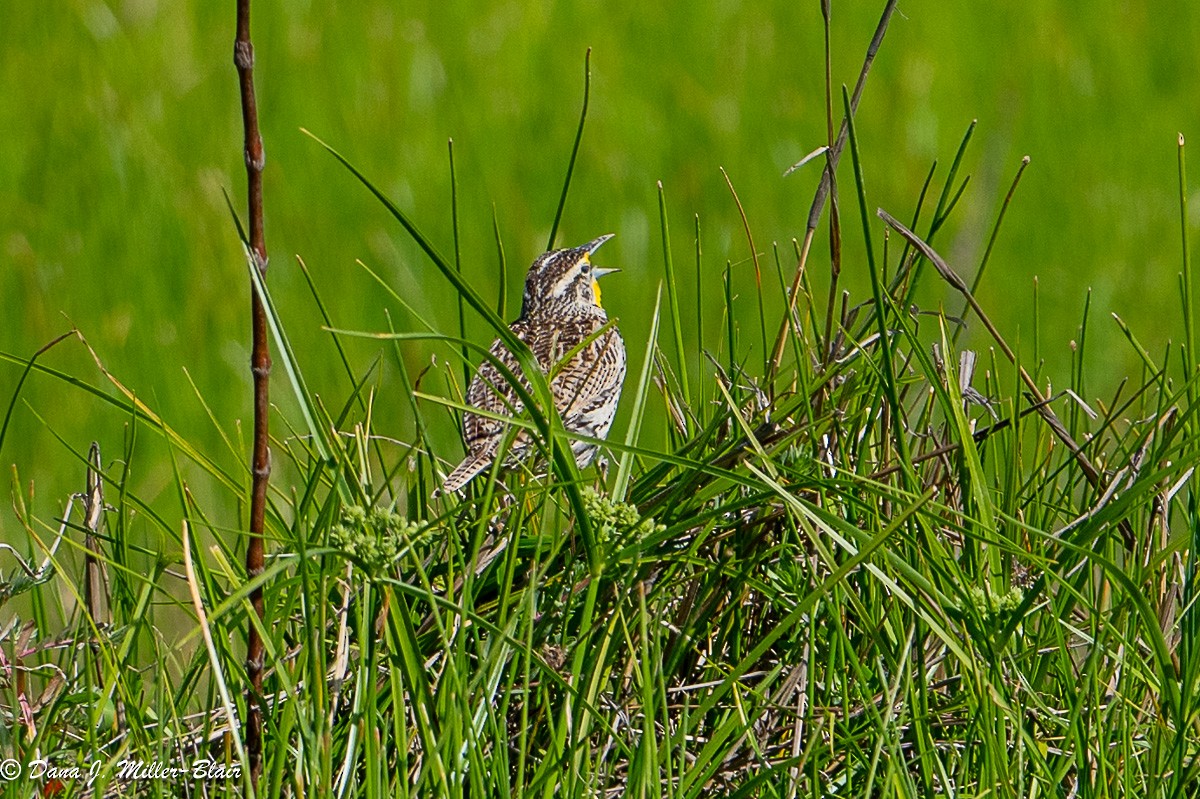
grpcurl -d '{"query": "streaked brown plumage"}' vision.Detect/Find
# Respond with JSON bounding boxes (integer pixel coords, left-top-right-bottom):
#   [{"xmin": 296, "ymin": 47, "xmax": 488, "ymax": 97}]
[{"xmin": 443, "ymin": 234, "xmax": 626, "ymax": 493}]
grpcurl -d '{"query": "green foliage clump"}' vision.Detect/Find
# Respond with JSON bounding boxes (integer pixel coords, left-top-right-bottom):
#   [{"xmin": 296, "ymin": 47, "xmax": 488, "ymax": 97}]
[
  {"xmin": 329, "ymin": 504, "xmax": 418, "ymax": 571},
  {"xmin": 966, "ymin": 583, "xmax": 1026, "ymax": 623},
  {"xmin": 580, "ymin": 486, "xmax": 664, "ymax": 543}
]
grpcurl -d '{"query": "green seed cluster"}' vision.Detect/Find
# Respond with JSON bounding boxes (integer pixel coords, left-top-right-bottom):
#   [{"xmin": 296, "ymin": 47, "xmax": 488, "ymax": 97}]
[
  {"xmin": 330, "ymin": 505, "xmax": 418, "ymax": 570},
  {"xmin": 966, "ymin": 584, "xmax": 1026, "ymax": 622},
  {"xmin": 580, "ymin": 487, "xmax": 664, "ymax": 543}
]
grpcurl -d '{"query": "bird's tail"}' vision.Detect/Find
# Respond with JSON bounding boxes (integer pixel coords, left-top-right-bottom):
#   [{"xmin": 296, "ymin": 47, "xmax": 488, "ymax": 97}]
[{"xmin": 441, "ymin": 453, "xmax": 493, "ymax": 494}]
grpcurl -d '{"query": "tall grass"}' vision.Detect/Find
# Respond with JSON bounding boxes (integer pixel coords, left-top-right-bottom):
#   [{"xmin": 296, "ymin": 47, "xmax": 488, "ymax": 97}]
[{"xmin": 3, "ymin": 5, "xmax": 1200, "ymax": 797}]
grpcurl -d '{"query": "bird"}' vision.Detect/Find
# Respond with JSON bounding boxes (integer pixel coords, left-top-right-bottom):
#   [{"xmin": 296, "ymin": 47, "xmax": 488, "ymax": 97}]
[{"xmin": 442, "ymin": 234, "xmax": 626, "ymax": 493}]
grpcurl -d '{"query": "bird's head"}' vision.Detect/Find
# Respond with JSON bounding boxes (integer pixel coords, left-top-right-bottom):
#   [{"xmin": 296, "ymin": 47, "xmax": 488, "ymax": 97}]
[{"xmin": 521, "ymin": 234, "xmax": 618, "ymax": 318}]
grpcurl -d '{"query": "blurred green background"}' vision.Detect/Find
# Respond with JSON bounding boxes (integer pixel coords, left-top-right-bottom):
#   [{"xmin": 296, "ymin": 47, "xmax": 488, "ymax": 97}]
[{"xmin": 2, "ymin": 1, "xmax": 1198, "ymax": 522}]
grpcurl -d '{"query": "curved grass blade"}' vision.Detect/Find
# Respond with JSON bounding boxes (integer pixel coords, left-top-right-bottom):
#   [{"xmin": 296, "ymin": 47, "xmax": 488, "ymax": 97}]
[
  {"xmin": 546, "ymin": 48, "xmax": 591, "ymax": 250},
  {"xmin": 0, "ymin": 331, "xmax": 74, "ymax": 459}
]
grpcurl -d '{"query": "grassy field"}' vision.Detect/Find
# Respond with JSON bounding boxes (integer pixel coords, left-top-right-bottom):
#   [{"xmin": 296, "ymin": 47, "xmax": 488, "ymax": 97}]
[
  {"xmin": 3, "ymin": 0, "xmax": 1200, "ymax": 796},
  {"xmin": 3, "ymin": 1, "xmax": 1199, "ymax": 504}
]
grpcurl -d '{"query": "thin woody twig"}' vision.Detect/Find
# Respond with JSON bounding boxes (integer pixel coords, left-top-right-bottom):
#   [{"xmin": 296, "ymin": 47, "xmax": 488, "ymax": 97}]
[{"xmin": 234, "ymin": 0, "xmax": 270, "ymax": 785}]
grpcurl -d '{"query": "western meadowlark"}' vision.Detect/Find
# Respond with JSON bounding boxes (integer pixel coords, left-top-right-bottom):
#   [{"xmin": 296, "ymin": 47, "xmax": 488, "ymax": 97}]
[{"xmin": 442, "ymin": 234, "xmax": 626, "ymax": 493}]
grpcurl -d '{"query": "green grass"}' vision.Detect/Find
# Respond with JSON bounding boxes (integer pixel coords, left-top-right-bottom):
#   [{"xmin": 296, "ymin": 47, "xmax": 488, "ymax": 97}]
[{"xmin": 4, "ymin": 2, "xmax": 1200, "ymax": 797}]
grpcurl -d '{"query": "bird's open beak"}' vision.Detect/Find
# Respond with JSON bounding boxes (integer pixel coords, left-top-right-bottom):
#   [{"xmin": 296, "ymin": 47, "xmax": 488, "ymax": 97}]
[
  {"xmin": 583, "ymin": 235, "xmax": 618, "ymax": 308},
  {"xmin": 583, "ymin": 234, "xmax": 618, "ymax": 278}
]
